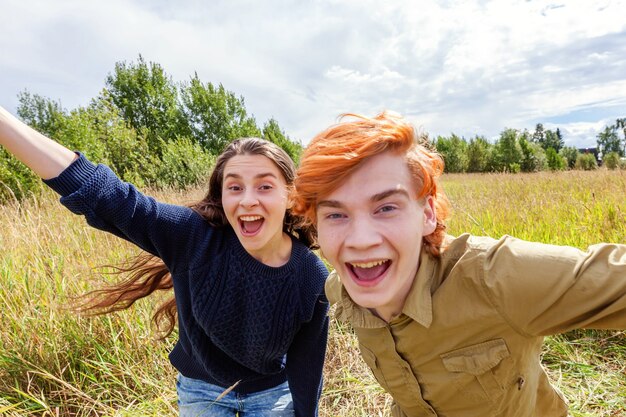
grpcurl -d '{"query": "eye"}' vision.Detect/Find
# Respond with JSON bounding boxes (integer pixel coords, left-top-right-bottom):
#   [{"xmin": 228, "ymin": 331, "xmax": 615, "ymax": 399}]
[
  {"xmin": 259, "ymin": 184, "xmax": 273, "ymax": 191},
  {"xmin": 376, "ymin": 204, "xmax": 397, "ymax": 214},
  {"xmin": 226, "ymin": 185, "xmax": 242, "ymax": 192},
  {"xmin": 324, "ymin": 212, "xmax": 346, "ymax": 220}
]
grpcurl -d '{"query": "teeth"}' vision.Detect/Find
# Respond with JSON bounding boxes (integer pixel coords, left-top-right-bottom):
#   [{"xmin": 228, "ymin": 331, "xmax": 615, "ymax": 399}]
[
  {"xmin": 350, "ymin": 260, "xmax": 386, "ymax": 269},
  {"xmin": 240, "ymin": 215, "xmax": 262, "ymax": 221}
]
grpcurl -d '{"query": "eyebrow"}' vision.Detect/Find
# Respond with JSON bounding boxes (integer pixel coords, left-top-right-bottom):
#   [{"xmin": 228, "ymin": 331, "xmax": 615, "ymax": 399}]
[
  {"xmin": 372, "ymin": 188, "xmax": 410, "ymax": 202},
  {"xmin": 224, "ymin": 172, "xmax": 278, "ymax": 180},
  {"xmin": 317, "ymin": 188, "xmax": 410, "ymax": 208}
]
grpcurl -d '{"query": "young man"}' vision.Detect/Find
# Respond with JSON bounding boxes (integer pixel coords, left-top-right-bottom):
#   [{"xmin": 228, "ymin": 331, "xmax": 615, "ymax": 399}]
[{"xmin": 292, "ymin": 111, "xmax": 626, "ymax": 417}]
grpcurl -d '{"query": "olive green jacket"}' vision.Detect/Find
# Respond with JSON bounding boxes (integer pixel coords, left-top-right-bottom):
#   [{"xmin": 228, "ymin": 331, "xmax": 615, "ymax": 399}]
[{"xmin": 326, "ymin": 234, "xmax": 626, "ymax": 417}]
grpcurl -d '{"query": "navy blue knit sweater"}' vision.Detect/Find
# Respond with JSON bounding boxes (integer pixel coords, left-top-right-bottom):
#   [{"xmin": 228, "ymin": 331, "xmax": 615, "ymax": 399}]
[{"xmin": 44, "ymin": 154, "xmax": 330, "ymax": 417}]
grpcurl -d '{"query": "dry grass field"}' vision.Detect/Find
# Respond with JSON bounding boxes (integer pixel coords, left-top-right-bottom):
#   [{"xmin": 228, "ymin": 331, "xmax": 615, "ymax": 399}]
[{"xmin": 1, "ymin": 168, "xmax": 625, "ymax": 416}]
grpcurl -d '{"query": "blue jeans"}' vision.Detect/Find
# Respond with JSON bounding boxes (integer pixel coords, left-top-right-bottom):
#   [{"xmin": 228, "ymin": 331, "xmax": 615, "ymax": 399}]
[{"xmin": 176, "ymin": 374, "xmax": 295, "ymax": 417}]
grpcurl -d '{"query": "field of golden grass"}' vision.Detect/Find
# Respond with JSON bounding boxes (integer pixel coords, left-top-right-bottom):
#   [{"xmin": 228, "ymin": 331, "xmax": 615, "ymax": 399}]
[{"xmin": 1, "ymin": 169, "xmax": 624, "ymax": 416}]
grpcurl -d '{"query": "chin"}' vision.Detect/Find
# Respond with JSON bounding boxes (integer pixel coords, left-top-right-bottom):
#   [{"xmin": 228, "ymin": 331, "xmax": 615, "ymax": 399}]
[{"xmin": 346, "ymin": 291, "xmax": 381, "ymax": 309}]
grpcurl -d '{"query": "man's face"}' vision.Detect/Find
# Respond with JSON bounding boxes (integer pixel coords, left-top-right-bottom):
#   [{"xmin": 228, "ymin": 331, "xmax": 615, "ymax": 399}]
[{"xmin": 316, "ymin": 151, "xmax": 436, "ymax": 321}]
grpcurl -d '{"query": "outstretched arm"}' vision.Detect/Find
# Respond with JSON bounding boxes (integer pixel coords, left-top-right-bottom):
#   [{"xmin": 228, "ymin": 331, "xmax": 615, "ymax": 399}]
[{"xmin": 0, "ymin": 106, "xmax": 76, "ymax": 179}]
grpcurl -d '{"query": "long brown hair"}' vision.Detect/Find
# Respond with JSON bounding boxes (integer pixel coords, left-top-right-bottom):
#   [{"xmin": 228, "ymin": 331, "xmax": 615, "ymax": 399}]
[
  {"xmin": 292, "ymin": 111, "xmax": 450, "ymax": 257},
  {"xmin": 77, "ymin": 138, "xmax": 315, "ymax": 338}
]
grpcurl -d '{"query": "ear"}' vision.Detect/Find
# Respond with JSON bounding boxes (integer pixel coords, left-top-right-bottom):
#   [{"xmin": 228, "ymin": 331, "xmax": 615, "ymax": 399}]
[
  {"xmin": 422, "ymin": 196, "xmax": 437, "ymax": 236},
  {"xmin": 285, "ymin": 186, "xmax": 295, "ymax": 209}
]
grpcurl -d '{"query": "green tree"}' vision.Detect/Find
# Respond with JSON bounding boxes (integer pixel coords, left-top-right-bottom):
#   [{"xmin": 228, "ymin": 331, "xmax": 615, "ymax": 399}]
[
  {"xmin": 544, "ymin": 129, "xmax": 564, "ymax": 152},
  {"xmin": 615, "ymin": 118, "xmax": 626, "ymax": 155},
  {"xmin": 54, "ymin": 96, "xmax": 156, "ymax": 187},
  {"xmin": 545, "ymin": 147, "xmax": 566, "ymax": 171},
  {"xmin": 531, "ymin": 123, "xmax": 545, "ymax": 146},
  {"xmin": 154, "ymin": 137, "xmax": 214, "ymax": 188},
  {"xmin": 180, "ymin": 75, "xmax": 261, "ymax": 154},
  {"xmin": 519, "ymin": 135, "xmax": 546, "ymax": 172},
  {"xmin": 435, "ymin": 134, "xmax": 468, "ymax": 173},
  {"xmin": 5, "ymin": 58, "xmax": 302, "ymax": 198},
  {"xmin": 466, "ymin": 135, "xmax": 491, "ymax": 172},
  {"xmin": 105, "ymin": 55, "xmax": 187, "ymax": 151},
  {"xmin": 559, "ymin": 146, "xmax": 579, "ymax": 169},
  {"xmin": 597, "ymin": 125, "xmax": 622, "ymax": 157},
  {"xmin": 262, "ymin": 118, "xmax": 302, "ymax": 164},
  {"xmin": 555, "ymin": 128, "xmax": 564, "ymax": 150},
  {"xmin": 494, "ymin": 128, "xmax": 522, "ymax": 173},
  {"xmin": 16, "ymin": 91, "xmax": 66, "ymax": 139}
]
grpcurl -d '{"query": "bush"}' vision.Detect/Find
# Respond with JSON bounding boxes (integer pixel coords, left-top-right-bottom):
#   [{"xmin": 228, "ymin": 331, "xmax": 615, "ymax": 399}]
[
  {"xmin": 545, "ymin": 147, "xmax": 566, "ymax": 171},
  {"xmin": 519, "ymin": 138, "xmax": 547, "ymax": 172},
  {"xmin": 466, "ymin": 136, "xmax": 492, "ymax": 173},
  {"xmin": 575, "ymin": 153, "xmax": 598, "ymax": 170},
  {"xmin": 436, "ymin": 134, "xmax": 468, "ymax": 173},
  {"xmin": 0, "ymin": 149, "xmax": 43, "ymax": 202},
  {"xmin": 559, "ymin": 146, "xmax": 579, "ymax": 169},
  {"xmin": 603, "ymin": 152, "xmax": 621, "ymax": 170},
  {"xmin": 153, "ymin": 137, "xmax": 215, "ymax": 189}
]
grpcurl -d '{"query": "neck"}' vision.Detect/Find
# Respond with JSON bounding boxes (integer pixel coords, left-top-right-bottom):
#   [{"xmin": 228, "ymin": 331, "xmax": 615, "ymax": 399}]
[
  {"xmin": 371, "ymin": 307, "xmax": 402, "ymax": 323},
  {"xmin": 250, "ymin": 232, "xmax": 292, "ymax": 267}
]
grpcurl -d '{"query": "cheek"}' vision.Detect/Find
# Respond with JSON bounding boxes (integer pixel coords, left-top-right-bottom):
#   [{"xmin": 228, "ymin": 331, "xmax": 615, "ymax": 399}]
[
  {"xmin": 316, "ymin": 225, "xmax": 337, "ymax": 257},
  {"xmin": 270, "ymin": 192, "xmax": 289, "ymax": 210},
  {"xmin": 396, "ymin": 231, "xmax": 424, "ymax": 261},
  {"xmin": 268, "ymin": 205, "xmax": 288, "ymax": 222},
  {"xmin": 221, "ymin": 196, "xmax": 234, "ymax": 212}
]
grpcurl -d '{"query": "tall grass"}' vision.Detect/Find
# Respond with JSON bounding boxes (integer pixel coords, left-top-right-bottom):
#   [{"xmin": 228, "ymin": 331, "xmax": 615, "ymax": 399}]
[
  {"xmin": 443, "ymin": 169, "xmax": 626, "ymax": 245},
  {"xmin": 0, "ymin": 169, "xmax": 624, "ymax": 416}
]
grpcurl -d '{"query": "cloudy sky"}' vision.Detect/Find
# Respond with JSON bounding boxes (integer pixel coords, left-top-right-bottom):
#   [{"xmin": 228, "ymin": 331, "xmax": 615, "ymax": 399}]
[{"xmin": 2, "ymin": 0, "xmax": 625, "ymax": 148}]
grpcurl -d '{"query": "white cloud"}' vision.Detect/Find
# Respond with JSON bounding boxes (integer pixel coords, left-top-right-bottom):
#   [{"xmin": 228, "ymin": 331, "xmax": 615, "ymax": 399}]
[
  {"xmin": 1, "ymin": 0, "xmax": 625, "ymax": 148},
  {"xmin": 553, "ymin": 120, "xmax": 611, "ymax": 149}
]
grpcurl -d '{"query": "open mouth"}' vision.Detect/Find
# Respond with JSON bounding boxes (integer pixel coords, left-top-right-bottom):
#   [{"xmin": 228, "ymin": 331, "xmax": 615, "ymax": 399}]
[
  {"xmin": 347, "ymin": 260, "xmax": 391, "ymax": 285},
  {"xmin": 239, "ymin": 215, "xmax": 264, "ymax": 236}
]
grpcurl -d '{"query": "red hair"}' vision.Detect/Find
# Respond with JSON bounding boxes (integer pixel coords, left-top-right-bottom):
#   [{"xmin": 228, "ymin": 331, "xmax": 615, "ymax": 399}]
[{"xmin": 293, "ymin": 111, "xmax": 450, "ymax": 257}]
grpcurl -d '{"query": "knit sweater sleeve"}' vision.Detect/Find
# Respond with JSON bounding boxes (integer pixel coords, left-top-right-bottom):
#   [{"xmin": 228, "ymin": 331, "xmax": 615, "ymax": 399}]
[
  {"xmin": 43, "ymin": 153, "xmax": 202, "ymax": 267},
  {"xmin": 286, "ymin": 256, "xmax": 330, "ymax": 417}
]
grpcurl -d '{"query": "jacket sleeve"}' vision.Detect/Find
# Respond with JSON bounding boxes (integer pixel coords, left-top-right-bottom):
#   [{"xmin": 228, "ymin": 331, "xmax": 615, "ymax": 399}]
[
  {"xmin": 43, "ymin": 153, "xmax": 202, "ymax": 267},
  {"xmin": 391, "ymin": 401, "xmax": 409, "ymax": 417},
  {"xmin": 481, "ymin": 236, "xmax": 626, "ymax": 336},
  {"xmin": 286, "ymin": 291, "xmax": 330, "ymax": 417}
]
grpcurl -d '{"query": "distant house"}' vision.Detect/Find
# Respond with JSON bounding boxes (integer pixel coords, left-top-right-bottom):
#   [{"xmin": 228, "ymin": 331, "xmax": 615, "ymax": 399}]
[{"xmin": 577, "ymin": 147, "xmax": 601, "ymax": 164}]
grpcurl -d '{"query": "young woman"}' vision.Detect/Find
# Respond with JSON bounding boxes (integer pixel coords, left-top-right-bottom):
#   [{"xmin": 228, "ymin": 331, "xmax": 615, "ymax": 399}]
[{"xmin": 0, "ymin": 106, "xmax": 329, "ymax": 417}]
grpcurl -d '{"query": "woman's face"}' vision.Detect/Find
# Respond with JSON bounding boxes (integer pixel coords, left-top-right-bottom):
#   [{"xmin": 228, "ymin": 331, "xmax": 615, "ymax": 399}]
[{"xmin": 221, "ymin": 154, "xmax": 290, "ymax": 263}]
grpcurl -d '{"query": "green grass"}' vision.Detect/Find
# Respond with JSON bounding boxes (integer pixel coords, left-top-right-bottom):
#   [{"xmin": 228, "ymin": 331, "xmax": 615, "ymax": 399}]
[{"xmin": 1, "ymin": 169, "xmax": 625, "ymax": 416}]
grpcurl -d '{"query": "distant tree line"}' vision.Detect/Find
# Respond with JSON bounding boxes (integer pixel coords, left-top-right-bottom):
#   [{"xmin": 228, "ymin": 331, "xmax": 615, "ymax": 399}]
[
  {"xmin": 3, "ymin": 55, "xmax": 625, "ymax": 202},
  {"xmin": 434, "ymin": 120, "xmax": 626, "ymax": 174},
  {"xmin": 0, "ymin": 55, "xmax": 302, "ymax": 202}
]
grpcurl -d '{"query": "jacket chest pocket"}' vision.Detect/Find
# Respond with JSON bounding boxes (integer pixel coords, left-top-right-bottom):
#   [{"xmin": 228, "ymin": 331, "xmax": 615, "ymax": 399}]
[{"xmin": 439, "ymin": 338, "xmax": 511, "ymax": 406}]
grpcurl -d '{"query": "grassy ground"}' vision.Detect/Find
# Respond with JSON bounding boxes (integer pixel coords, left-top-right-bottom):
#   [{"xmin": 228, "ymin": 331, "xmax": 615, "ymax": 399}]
[{"xmin": 0, "ymin": 169, "xmax": 625, "ymax": 416}]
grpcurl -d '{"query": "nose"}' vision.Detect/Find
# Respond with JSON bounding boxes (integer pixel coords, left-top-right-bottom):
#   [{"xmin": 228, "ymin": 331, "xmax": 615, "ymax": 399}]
[
  {"xmin": 344, "ymin": 214, "xmax": 383, "ymax": 249},
  {"xmin": 239, "ymin": 190, "xmax": 259, "ymax": 208}
]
